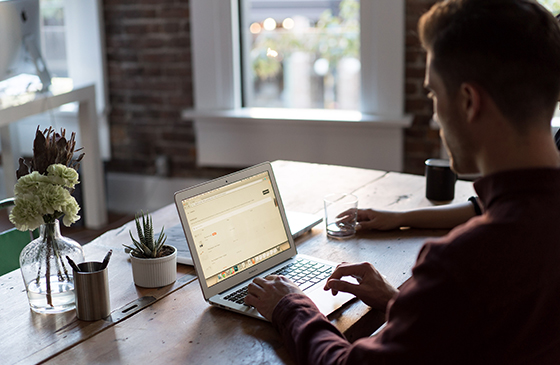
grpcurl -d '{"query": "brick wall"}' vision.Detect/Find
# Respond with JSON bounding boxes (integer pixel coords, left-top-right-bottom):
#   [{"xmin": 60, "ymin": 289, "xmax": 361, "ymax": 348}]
[
  {"xmin": 103, "ymin": 0, "xmax": 441, "ymax": 176},
  {"xmin": 103, "ymin": 0, "xmax": 200, "ymax": 177},
  {"xmin": 404, "ymin": 0, "xmax": 440, "ymax": 175}
]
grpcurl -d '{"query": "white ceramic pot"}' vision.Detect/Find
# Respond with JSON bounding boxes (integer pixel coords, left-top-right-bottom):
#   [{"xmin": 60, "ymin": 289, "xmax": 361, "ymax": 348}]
[{"xmin": 130, "ymin": 245, "xmax": 177, "ymax": 288}]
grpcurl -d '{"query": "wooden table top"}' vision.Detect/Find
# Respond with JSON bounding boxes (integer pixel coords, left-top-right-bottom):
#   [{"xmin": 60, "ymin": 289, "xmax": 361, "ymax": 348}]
[{"xmin": 0, "ymin": 161, "xmax": 476, "ymax": 365}]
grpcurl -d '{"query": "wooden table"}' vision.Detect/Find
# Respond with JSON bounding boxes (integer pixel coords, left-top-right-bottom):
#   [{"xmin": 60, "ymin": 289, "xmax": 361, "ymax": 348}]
[{"xmin": 0, "ymin": 161, "xmax": 475, "ymax": 364}]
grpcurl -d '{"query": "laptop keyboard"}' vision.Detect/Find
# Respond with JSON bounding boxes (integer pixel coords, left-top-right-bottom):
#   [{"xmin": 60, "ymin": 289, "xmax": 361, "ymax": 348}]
[{"xmin": 224, "ymin": 258, "xmax": 334, "ymax": 305}]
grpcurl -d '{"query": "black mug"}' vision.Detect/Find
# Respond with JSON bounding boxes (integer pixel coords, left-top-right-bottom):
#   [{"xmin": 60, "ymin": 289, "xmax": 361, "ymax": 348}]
[{"xmin": 425, "ymin": 159, "xmax": 457, "ymax": 201}]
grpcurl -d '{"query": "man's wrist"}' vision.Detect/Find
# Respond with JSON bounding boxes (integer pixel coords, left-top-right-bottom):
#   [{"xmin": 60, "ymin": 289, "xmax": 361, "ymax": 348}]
[
  {"xmin": 378, "ymin": 282, "xmax": 399, "ymax": 313},
  {"xmin": 394, "ymin": 211, "xmax": 408, "ymax": 228},
  {"xmin": 272, "ymin": 293, "xmax": 319, "ymax": 325}
]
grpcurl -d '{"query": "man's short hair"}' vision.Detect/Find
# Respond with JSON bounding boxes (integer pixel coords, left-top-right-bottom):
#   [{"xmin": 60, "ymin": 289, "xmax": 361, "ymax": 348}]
[{"xmin": 419, "ymin": 0, "xmax": 560, "ymax": 128}]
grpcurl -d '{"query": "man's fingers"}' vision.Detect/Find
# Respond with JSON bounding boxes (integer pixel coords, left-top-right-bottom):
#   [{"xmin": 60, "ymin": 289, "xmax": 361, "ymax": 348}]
[
  {"xmin": 356, "ymin": 219, "xmax": 380, "ymax": 231},
  {"xmin": 325, "ymin": 278, "xmax": 360, "ymax": 296},
  {"xmin": 253, "ymin": 276, "xmax": 269, "ymax": 286},
  {"xmin": 247, "ymin": 281, "xmax": 263, "ymax": 297},
  {"xmin": 336, "ymin": 208, "xmax": 356, "ymax": 218},
  {"xmin": 328, "ymin": 262, "xmax": 367, "ymax": 281},
  {"xmin": 245, "ymin": 281, "xmax": 263, "ymax": 307},
  {"xmin": 247, "ymin": 275, "xmax": 290, "ymax": 300},
  {"xmin": 244, "ymin": 293, "xmax": 256, "ymax": 306}
]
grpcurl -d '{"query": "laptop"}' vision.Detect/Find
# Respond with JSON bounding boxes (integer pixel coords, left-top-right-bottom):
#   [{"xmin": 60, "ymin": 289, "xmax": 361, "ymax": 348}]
[
  {"xmin": 174, "ymin": 162, "xmax": 355, "ymax": 320},
  {"xmin": 165, "ymin": 211, "xmax": 322, "ymax": 265}
]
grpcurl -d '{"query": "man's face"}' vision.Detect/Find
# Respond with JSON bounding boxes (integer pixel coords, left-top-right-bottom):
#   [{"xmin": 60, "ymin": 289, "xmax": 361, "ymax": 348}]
[{"xmin": 424, "ymin": 53, "xmax": 478, "ymax": 175}]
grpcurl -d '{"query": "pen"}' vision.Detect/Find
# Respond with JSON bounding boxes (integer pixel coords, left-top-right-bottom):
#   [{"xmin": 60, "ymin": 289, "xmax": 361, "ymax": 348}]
[
  {"xmin": 101, "ymin": 249, "xmax": 113, "ymax": 270},
  {"xmin": 66, "ymin": 256, "xmax": 80, "ymax": 272}
]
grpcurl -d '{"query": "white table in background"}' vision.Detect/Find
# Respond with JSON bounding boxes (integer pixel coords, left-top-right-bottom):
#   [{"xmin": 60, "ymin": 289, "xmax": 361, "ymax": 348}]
[{"xmin": 0, "ymin": 84, "xmax": 107, "ymax": 229}]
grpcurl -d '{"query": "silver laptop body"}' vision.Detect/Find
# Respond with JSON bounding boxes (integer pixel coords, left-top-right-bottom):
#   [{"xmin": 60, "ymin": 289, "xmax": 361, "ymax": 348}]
[{"xmin": 174, "ymin": 162, "xmax": 354, "ymax": 320}]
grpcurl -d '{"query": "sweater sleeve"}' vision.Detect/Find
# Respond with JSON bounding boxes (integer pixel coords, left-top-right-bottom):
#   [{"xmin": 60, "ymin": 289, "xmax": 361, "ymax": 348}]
[
  {"xmin": 272, "ymin": 293, "xmax": 354, "ymax": 365},
  {"xmin": 271, "ymin": 294, "xmax": 401, "ymax": 365},
  {"xmin": 270, "ymin": 243, "xmax": 472, "ymax": 365}
]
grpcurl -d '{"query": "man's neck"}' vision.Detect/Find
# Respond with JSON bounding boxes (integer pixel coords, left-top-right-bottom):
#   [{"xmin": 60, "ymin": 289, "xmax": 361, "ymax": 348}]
[{"xmin": 477, "ymin": 129, "xmax": 560, "ymax": 176}]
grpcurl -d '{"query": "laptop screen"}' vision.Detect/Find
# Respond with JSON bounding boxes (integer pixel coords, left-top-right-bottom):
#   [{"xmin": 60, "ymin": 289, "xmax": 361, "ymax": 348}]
[{"xmin": 179, "ymin": 171, "xmax": 291, "ymax": 288}]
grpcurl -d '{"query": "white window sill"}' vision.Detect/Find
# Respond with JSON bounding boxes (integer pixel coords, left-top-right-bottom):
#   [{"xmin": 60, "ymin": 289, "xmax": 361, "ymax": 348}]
[
  {"xmin": 182, "ymin": 107, "xmax": 411, "ymax": 127},
  {"xmin": 183, "ymin": 107, "xmax": 413, "ymax": 171}
]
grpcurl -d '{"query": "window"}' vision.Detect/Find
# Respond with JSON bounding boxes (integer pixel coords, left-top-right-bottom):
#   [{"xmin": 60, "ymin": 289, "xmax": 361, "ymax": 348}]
[
  {"xmin": 40, "ymin": 0, "xmax": 67, "ymax": 78},
  {"xmin": 190, "ymin": 0, "xmax": 405, "ymax": 116},
  {"xmin": 188, "ymin": 0, "xmax": 410, "ymax": 172},
  {"xmin": 538, "ymin": 0, "xmax": 560, "ymax": 14},
  {"xmin": 538, "ymin": 0, "xmax": 560, "ymax": 118},
  {"xmin": 240, "ymin": 0, "xmax": 360, "ymax": 110}
]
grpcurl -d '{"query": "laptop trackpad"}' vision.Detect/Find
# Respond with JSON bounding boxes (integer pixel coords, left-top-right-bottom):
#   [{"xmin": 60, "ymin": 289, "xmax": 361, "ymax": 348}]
[{"xmin": 306, "ymin": 284, "xmax": 356, "ymax": 316}]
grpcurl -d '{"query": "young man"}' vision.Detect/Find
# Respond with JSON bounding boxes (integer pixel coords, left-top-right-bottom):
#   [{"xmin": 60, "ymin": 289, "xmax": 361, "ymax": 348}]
[
  {"xmin": 245, "ymin": 1, "xmax": 560, "ymax": 363},
  {"xmin": 353, "ymin": 14, "xmax": 560, "ymax": 234}
]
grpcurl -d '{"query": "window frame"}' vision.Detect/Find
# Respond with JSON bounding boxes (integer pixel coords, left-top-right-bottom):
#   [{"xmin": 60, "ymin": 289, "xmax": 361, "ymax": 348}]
[{"xmin": 188, "ymin": 0, "xmax": 411, "ymax": 171}]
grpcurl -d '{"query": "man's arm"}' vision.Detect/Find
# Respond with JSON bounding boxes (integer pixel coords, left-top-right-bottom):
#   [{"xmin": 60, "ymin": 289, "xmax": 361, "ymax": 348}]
[
  {"xmin": 245, "ymin": 243, "xmax": 472, "ymax": 364},
  {"xmin": 356, "ymin": 200, "xmax": 478, "ymax": 231},
  {"xmin": 245, "ymin": 276, "xmax": 366, "ymax": 364}
]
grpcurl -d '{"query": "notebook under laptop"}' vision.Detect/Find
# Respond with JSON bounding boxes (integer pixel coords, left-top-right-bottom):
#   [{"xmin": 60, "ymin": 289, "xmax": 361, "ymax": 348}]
[{"xmin": 173, "ymin": 162, "xmax": 355, "ymax": 320}]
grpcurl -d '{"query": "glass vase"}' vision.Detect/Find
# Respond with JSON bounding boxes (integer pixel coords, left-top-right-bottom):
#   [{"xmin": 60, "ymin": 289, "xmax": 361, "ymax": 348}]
[{"xmin": 19, "ymin": 219, "xmax": 84, "ymax": 314}]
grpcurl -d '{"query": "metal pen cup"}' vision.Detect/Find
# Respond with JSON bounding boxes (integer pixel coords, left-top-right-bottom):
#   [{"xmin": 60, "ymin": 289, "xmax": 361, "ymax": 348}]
[{"xmin": 74, "ymin": 261, "xmax": 110, "ymax": 321}]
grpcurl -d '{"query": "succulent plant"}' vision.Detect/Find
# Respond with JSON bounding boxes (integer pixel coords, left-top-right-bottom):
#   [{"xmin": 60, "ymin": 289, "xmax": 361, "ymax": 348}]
[{"xmin": 123, "ymin": 211, "xmax": 169, "ymax": 258}]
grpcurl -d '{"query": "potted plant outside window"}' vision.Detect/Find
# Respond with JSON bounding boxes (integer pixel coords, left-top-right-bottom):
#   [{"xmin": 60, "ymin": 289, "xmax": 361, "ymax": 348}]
[{"xmin": 123, "ymin": 212, "xmax": 177, "ymax": 288}]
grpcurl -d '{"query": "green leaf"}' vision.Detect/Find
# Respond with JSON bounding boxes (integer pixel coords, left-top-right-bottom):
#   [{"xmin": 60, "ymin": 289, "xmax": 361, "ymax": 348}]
[
  {"xmin": 135, "ymin": 214, "xmax": 145, "ymax": 245},
  {"xmin": 127, "ymin": 211, "xmax": 167, "ymax": 258}
]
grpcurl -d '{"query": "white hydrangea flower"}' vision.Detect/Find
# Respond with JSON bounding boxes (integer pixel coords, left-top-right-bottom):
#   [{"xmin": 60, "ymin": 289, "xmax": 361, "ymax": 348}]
[
  {"xmin": 47, "ymin": 164, "xmax": 79, "ymax": 188},
  {"xmin": 10, "ymin": 166, "xmax": 81, "ymax": 231}
]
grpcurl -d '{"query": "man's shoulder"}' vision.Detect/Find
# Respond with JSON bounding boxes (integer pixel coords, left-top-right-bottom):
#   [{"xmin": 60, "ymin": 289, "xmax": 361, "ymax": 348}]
[{"xmin": 416, "ymin": 212, "xmax": 559, "ymax": 297}]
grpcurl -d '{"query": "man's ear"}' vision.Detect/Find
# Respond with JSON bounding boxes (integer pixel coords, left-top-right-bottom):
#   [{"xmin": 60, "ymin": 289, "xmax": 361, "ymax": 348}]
[{"xmin": 459, "ymin": 83, "xmax": 481, "ymax": 123}]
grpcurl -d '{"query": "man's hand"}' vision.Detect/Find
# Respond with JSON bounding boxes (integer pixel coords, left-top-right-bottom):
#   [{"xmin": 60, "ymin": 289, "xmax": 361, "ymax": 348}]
[
  {"xmin": 245, "ymin": 275, "xmax": 304, "ymax": 321},
  {"xmin": 324, "ymin": 262, "xmax": 398, "ymax": 312},
  {"xmin": 355, "ymin": 209, "xmax": 403, "ymax": 231}
]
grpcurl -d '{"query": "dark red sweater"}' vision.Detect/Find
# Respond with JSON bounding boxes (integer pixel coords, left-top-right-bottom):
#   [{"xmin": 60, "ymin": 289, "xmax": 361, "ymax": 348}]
[{"xmin": 273, "ymin": 168, "xmax": 560, "ymax": 364}]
